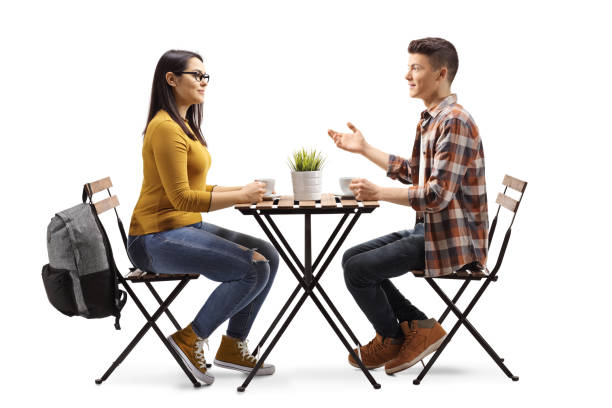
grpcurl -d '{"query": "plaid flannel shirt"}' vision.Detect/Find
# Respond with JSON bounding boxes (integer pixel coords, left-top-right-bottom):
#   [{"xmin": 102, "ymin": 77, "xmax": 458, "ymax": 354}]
[{"xmin": 387, "ymin": 94, "xmax": 489, "ymax": 277}]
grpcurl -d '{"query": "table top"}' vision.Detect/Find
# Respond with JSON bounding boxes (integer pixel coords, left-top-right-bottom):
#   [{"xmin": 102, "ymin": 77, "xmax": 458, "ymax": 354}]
[{"xmin": 234, "ymin": 193, "xmax": 379, "ymax": 215}]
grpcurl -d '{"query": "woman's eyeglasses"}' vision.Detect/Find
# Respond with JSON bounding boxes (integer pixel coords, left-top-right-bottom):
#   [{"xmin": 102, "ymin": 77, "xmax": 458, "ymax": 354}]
[{"xmin": 175, "ymin": 71, "xmax": 210, "ymax": 84}]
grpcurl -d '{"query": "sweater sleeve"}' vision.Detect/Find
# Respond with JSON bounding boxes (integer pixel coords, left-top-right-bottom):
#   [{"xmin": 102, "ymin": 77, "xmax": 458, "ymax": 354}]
[{"xmin": 151, "ymin": 122, "xmax": 213, "ymax": 212}]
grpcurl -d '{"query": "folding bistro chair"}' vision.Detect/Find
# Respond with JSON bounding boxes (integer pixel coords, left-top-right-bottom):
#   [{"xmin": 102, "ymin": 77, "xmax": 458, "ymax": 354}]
[
  {"xmin": 84, "ymin": 177, "xmax": 207, "ymax": 388},
  {"xmin": 410, "ymin": 174, "xmax": 527, "ymax": 384}
]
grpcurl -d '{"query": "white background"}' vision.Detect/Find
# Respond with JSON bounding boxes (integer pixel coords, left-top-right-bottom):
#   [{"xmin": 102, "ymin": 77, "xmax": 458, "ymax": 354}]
[{"xmin": 1, "ymin": 0, "xmax": 610, "ymax": 406}]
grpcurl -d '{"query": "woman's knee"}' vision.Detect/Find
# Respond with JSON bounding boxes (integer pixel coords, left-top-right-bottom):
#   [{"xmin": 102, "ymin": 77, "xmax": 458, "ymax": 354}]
[
  {"xmin": 236, "ymin": 242, "xmax": 277, "ymax": 265},
  {"xmin": 252, "ymin": 251, "xmax": 266, "ymax": 262},
  {"xmin": 249, "ymin": 261, "xmax": 270, "ymax": 294},
  {"xmin": 233, "ymin": 241, "xmax": 275, "ymax": 290},
  {"xmin": 254, "ymin": 241, "xmax": 279, "ymax": 265}
]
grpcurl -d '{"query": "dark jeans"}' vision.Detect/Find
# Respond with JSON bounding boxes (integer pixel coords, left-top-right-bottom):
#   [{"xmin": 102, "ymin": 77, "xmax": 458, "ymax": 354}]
[
  {"xmin": 127, "ymin": 222, "xmax": 279, "ymax": 340},
  {"xmin": 342, "ymin": 222, "xmax": 427, "ymax": 339}
]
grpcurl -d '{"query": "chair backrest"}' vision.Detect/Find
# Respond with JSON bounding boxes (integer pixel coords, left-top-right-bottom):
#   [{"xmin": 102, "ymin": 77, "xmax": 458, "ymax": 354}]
[
  {"xmin": 487, "ymin": 174, "xmax": 527, "ymax": 277},
  {"xmin": 83, "ymin": 177, "xmax": 128, "ymax": 251}
]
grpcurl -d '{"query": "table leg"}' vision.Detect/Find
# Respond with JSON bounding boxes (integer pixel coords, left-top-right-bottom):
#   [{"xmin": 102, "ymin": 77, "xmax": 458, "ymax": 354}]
[
  {"xmin": 261, "ymin": 212, "xmax": 362, "ymax": 347},
  {"xmin": 305, "ymin": 213, "xmax": 312, "ymax": 284},
  {"xmin": 238, "ymin": 277, "xmax": 380, "ymax": 392},
  {"xmin": 238, "ymin": 211, "xmax": 379, "ymax": 391}
]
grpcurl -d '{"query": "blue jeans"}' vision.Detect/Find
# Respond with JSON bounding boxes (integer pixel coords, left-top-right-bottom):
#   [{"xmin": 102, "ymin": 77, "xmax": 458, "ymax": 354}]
[
  {"xmin": 127, "ymin": 222, "xmax": 279, "ymax": 340},
  {"xmin": 342, "ymin": 223, "xmax": 427, "ymax": 339}
]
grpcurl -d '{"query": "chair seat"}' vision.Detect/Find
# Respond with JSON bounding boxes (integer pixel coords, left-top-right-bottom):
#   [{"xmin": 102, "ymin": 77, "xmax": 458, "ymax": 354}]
[
  {"xmin": 412, "ymin": 267, "xmax": 492, "ymax": 281},
  {"xmin": 125, "ymin": 268, "xmax": 200, "ymax": 282}
]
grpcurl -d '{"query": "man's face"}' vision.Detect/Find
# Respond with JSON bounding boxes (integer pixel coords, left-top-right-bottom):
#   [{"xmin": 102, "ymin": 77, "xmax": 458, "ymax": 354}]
[{"xmin": 405, "ymin": 53, "xmax": 444, "ymax": 101}]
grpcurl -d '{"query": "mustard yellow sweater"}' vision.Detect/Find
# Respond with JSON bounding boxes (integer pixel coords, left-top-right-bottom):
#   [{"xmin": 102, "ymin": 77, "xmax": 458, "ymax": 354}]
[{"xmin": 129, "ymin": 110, "xmax": 214, "ymax": 235}]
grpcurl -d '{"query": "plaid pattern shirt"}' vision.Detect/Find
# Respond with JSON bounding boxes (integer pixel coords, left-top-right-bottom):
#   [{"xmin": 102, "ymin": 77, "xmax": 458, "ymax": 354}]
[{"xmin": 387, "ymin": 94, "xmax": 489, "ymax": 277}]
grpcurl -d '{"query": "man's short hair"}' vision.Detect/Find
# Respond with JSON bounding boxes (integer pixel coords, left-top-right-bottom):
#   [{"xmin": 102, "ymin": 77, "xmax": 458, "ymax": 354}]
[{"xmin": 408, "ymin": 37, "xmax": 459, "ymax": 84}]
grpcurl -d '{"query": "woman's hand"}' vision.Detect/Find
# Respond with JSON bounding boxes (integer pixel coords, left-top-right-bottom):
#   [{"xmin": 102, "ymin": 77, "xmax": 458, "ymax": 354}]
[
  {"xmin": 328, "ymin": 122, "xmax": 367, "ymax": 154},
  {"xmin": 240, "ymin": 181, "xmax": 266, "ymax": 203},
  {"xmin": 349, "ymin": 178, "xmax": 382, "ymax": 201}
]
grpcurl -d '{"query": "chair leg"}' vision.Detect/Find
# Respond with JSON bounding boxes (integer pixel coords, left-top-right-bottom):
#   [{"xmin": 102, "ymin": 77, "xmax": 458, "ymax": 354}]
[
  {"xmin": 145, "ymin": 281, "xmax": 182, "ymax": 330},
  {"xmin": 424, "ymin": 278, "xmax": 519, "ymax": 382},
  {"xmin": 438, "ymin": 280, "xmax": 470, "ymax": 324},
  {"xmin": 96, "ymin": 279, "xmax": 202, "ymax": 387}
]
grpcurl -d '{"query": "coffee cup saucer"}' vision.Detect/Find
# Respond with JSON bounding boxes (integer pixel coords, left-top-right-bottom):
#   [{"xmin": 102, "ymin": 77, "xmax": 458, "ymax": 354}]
[{"xmin": 334, "ymin": 193, "xmax": 356, "ymax": 199}]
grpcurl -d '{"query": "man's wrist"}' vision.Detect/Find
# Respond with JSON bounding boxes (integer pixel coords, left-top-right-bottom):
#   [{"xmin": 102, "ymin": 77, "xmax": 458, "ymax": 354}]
[
  {"xmin": 378, "ymin": 186, "xmax": 389, "ymax": 202},
  {"xmin": 361, "ymin": 142, "xmax": 372, "ymax": 157}
]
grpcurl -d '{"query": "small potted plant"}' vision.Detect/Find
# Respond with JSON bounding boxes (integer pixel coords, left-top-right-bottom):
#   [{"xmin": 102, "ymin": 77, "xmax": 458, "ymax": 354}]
[{"xmin": 288, "ymin": 148, "xmax": 326, "ymax": 201}]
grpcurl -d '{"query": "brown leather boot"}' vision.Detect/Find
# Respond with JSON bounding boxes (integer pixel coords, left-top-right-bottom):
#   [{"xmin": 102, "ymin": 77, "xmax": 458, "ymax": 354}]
[
  {"xmin": 348, "ymin": 333, "xmax": 403, "ymax": 369},
  {"xmin": 167, "ymin": 323, "xmax": 214, "ymax": 384},
  {"xmin": 214, "ymin": 334, "xmax": 275, "ymax": 375},
  {"xmin": 385, "ymin": 319, "xmax": 447, "ymax": 374}
]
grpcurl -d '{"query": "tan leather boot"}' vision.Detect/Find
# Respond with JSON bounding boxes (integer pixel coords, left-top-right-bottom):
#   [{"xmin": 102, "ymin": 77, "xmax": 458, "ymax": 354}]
[
  {"xmin": 348, "ymin": 333, "xmax": 402, "ymax": 369},
  {"xmin": 214, "ymin": 334, "xmax": 275, "ymax": 375},
  {"xmin": 385, "ymin": 319, "xmax": 447, "ymax": 374},
  {"xmin": 167, "ymin": 323, "xmax": 214, "ymax": 384}
]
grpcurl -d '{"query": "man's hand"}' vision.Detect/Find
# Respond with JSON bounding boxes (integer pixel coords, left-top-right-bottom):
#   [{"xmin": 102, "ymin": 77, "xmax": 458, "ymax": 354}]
[
  {"xmin": 328, "ymin": 122, "xmax": 367, "ymax": 154},
  {"xmin": 349, "ymin": 178, "xmax": 381, "ymax": 201}
]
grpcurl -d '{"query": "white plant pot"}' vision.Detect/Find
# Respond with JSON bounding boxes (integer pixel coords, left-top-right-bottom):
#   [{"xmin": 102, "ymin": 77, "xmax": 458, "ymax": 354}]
[{"xmin": 291, "ymin": 171, "xmax": 322, "ymax": 201}]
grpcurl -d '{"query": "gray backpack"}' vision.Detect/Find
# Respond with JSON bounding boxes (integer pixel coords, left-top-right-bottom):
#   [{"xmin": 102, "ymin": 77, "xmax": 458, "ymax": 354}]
[{"xmin": 42, "ymin": 189, "xmax": 127, "ymax": 329}]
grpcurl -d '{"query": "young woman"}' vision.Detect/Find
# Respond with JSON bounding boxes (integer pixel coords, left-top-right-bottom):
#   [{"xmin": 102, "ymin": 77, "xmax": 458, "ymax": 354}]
[{"xmin": 127, "ymin": 49, "xmax": 279, "ymax": 385}]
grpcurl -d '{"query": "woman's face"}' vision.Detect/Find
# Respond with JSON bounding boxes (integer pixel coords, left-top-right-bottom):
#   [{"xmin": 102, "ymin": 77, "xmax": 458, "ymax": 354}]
[{"xmin": 167, "ymin": 57, "xmax": 207, "ymax": 108}]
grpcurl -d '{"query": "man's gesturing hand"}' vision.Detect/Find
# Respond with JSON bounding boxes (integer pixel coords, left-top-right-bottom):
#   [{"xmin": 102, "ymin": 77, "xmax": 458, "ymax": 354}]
[
  {"xmin": 328, "ymin": 122, "xmax": 367, "ymax": 154},
  {"xmin": 349, "ymin": 178, "xmax": 381, "ymax": 201}
]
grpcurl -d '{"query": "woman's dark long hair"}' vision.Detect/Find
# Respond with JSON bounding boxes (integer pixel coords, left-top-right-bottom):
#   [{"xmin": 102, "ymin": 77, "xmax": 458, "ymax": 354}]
[{"xmin": 145, "ymin": 49, "xmax": 207, "ymax": 146}]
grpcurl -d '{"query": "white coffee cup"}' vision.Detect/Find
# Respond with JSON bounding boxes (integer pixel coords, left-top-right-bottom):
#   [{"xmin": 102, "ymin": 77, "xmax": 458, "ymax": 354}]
[
  {"xmin": 256, "ymin": 178, "xmax": 275, "ymax": 195},
  {"xmin": 339, "ymin": 177, "xmax": 355, "ymax": 196}
]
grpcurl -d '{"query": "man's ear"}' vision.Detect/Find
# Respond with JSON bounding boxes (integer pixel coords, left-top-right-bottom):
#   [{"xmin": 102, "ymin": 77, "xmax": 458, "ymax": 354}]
[
  {"xmin": 165, "ymin": 72, "xmax": 177, "ymax": 87},
  {"xmin": 437, "ymin": 67, "xmax": 448, "ymax": 83}
]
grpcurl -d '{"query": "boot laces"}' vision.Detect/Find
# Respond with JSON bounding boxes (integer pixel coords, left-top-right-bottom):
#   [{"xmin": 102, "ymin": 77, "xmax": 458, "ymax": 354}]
[
  {"xmin": 361, "ymin": 337, "xmax": 384, "ymax": 357},
  {"xmin": 237, "ymin": 339, "xmax": 257, "ymax": 363},
  {"xmin": 193, "ymin": 338, "xmax": 209, "ymax": 369},
  {"xmin": 400, "ymin": 328, "xmax": 418, "ymax": 352}
]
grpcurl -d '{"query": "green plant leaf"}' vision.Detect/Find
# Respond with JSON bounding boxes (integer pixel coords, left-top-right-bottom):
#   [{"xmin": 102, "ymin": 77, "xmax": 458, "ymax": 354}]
[{"xmin": 287, "ymin": 148, "xmax": 327, "ymax": 171}]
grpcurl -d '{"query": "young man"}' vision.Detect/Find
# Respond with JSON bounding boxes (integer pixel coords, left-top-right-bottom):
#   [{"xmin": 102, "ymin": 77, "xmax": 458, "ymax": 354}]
[{"xmin": 328, "ymin": 37, "xmax": 488, "ymax": 375}]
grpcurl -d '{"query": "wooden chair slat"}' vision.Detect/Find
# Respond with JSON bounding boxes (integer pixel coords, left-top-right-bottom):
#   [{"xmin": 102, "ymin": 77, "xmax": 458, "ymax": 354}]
[
  {"xmin": 299, "ymin": 200, "xmax": 316, "ymax": 208},
  {"xmin": 94, "ymin": 195, "xmax": 120, "ymax": 214},
  {"xmin": 502, "ymin": 175, "xmax": 527, "ymax": 193},
  {"xmin": 88, "ymin": 177, "xmax": 113, "ymax": 194},
  {"xmin": 126, "ymin": 268, "xmax": 147, "ymax": 278},
  {"xmin": 125, "ymin": 269, "xmax": 199, "ymax": 282},
  {"xmin": 320, "ymin": 193, "xmax": 337, "ymax": 208},
  {"xmin": 277, "ymin": 196, "xmax": 295, "ymax": 209},
  {"xmin": 496, "ymin": 193, "xmax": 519, "ymax": 212},
  {"xmin": 412, "ymin": 267, "xmax": 489, "ymax": 280}
]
